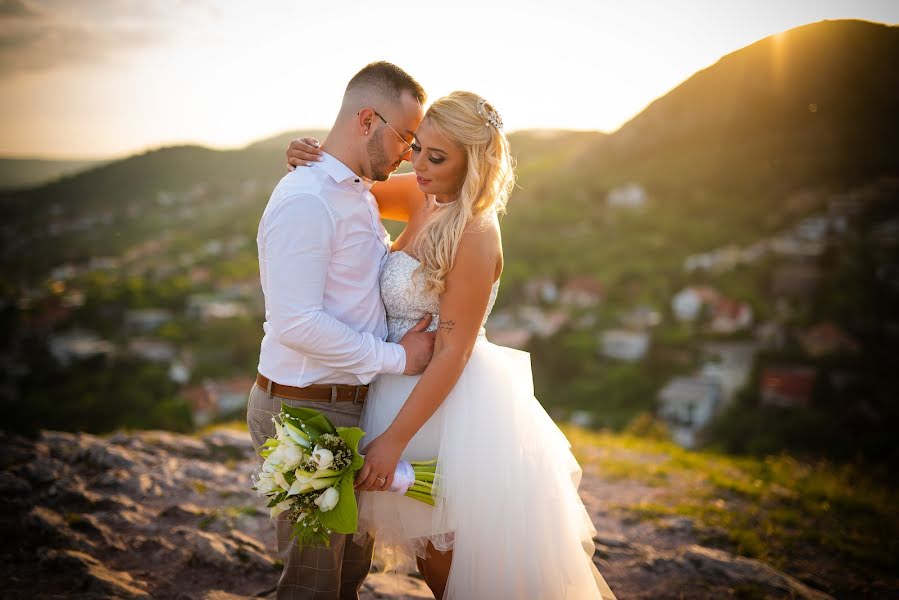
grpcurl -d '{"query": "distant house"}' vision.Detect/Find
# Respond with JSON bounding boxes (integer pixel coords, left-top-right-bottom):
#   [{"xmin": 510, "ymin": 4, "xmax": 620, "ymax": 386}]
[
  {"xmin": 683, "ymin": 253, "xmax": 715, "ymax": 273},
  {"xmin": 189, "ymin": 267, "xmax": 211, "ymax": 285},
  {"xmin": 795, "ymin": 216, "xmax": 830, "ymax": 242},
  {"xmin": 205, "ymin": 378, "xmax": 251, "ymax": 415},
  {"xmin": 518, "ymin": 306, "xmax": 569, "ymax": 338},
  {"xmin": 672, "ymin": 287, "xmax": 702, "ymax": 321},
  {"xmin": 569, "ymin": 410, "xmax": 595, "ymax": 428},
  {"xmin": 50, "ymin": 263, "xmax": 79, "ymax": 281},
  {"xmin": 49, "ymin": 330, "xmax": 115, "ymax": 366},
  {"xmin": 61, "ymin": 289, "xmax": 85, "ymax": 309},
  {"xmin": 182, "ymin": 377, "xmax": 252, "ymax": 426},
  {"xmin": 740, "ymin": 241, "xmax": 769, "ymax": 265},
  {"xmin": 559, "ymin": 276, "xmax": 604, "ymax": 308},
  {"xmin": 487, "ymin": 328, "xmax": 532, "ymax": 349},
  {"xmin": 486, "ymin": 310, "xmax": 536, "ymax": 349},
  {"xmin": 657, "ymin": 376, "xmax": 723, "ymax": 448},
  {"xmin": 168, "ymin": 361, "xmax": 191, "ymax": 385},
  {"xmin": 186, "ymin": 295, "xmax": 248, "ymax": 321},
  {"xmin": 760, "ymin": 367, "xmax": 816, "ymax": 409},
  {"xmin": 599, "ymin": 329, "xmax": 650, "ymax": 362},
  {"xmin": 620, "ymin": 305, "xmax": 662, "ymax": 330},
  {"xmin": 699, "ymin": 341, "xmax": 759, "ymax": 405},
  {"xmin": 754, "ymin": 320, "xmax": 786, "ymax": 349},
  {"xmin": 707, "ymin": 299, "xmax": 753, "ymax": 334},
  {"xmin": 125, "ymin": 309, "xmax": 173, "ymax": 333},
  {"xmin": 523, "ymin": 277, "xmax": 559, "ymax": 304},
  {"xmin": 684, "ymin": 246, "xmax": 742, "ymax": 274},
  {"xmin": 607, "ymin": 183, "xmax": 648, "ymax": 209},
  {"xmin": 87, "ymin": 257, "xmax": 119, "ymax": 271},
  {"xmin": 769, "ymin": 234, "xmax": 825, "ymax": 258},
  {"xmin": 127, "ymin": 338, "xmax": 177, "ymax": 362},
  {"xmin": 797, "ymin": 322, "xmax": 861, "ymax": 357}
]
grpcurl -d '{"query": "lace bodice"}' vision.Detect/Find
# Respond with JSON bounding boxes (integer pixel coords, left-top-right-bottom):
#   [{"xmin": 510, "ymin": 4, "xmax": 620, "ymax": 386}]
[{"xmin": 381, "ymin": 250, "xmax": 500, "ymax": 343}]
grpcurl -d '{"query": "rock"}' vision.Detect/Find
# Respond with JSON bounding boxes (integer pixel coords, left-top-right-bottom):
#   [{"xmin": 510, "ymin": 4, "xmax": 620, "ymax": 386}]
[
  {"xmin": 158, "ymin": 502, "xmax": 210, "ymax": 520},
  {"xmin": 594, "ymin": 531, "xmax": 632, "ymax": 548},
  {"xmin": 80, "ymin": 439, "xmax": 140, "ymax": 471},
  {"xmin": 360, "ymin": 571, "xmax": 434, "ymax": 599},
  {"xmin": 658, "ymin": 516, "xmax": 693, "ymax": 533},
  {"xmin": 0, "ymin": 470, "xmax": 32, "ymax": 495},
  {"xmin": 130, "ymin": 430, "xmax": 209, "ymax": 459},
  {"xmin": 25, "ymin": 505, "xmax": 95, "ymax": 552},
  {"xmin": 18, "ymin": 455, "xmax": 67, "ymax": 485},
  {"xmin": 173, "ymin": 526, "xmax": 274, "ymax": 571},
  {"xmin": 38, "ymin": 548, "xmax": 150, "ymax": 598},
  {"xmin": 681, "ymin": 545, "xmax": 834, "ymax": 600},
  {"xmin": 203, "ymin": 429, "xmax": 254, "ymax": 460}
]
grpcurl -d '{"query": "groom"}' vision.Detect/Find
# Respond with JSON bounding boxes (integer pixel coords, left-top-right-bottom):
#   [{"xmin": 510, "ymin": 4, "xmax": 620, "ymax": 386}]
[{"xmin": 247, "ymin": 62, "xmax": 432, "ymax": 599}]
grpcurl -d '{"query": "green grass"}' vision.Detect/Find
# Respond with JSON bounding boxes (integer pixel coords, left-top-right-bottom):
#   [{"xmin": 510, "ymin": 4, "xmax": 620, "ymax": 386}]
[{"xmin": 561, "ymin": 424, "xmax": 899, "ymax": 578}]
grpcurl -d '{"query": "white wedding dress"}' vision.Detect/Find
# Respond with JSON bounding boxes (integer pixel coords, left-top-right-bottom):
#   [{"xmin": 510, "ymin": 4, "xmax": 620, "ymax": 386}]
[{"xmin": 356, "ymin": 249, "xmax": 617, "ymax": 600}]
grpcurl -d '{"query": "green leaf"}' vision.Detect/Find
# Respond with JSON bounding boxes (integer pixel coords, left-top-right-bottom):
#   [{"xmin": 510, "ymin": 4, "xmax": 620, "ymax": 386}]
[
  {"xmin": 336, "ymin": 426, "xmax": 367, "ymax": 471},
  {"xmin": 266, "ymin": 491, "xmax": 287, "ymax": 508},
  {"xmin": 317, "ymin": 473, "xmax": 358, "ymax": 534},
  {"xmin": 280, "ymin": 403, "xmax": 337, "ymax": 436}
]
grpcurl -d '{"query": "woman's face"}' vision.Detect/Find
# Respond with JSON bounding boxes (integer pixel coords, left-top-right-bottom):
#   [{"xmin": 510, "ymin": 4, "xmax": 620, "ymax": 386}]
[{"xmin": 410, "ymin": 118, "xmax": 467, "ymax": 201}]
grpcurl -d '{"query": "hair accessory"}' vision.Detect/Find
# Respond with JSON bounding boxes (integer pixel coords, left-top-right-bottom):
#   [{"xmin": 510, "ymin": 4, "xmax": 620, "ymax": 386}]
[{"xmin": 477, "ymin": 97, "xmax": 503, "ymax": 130}]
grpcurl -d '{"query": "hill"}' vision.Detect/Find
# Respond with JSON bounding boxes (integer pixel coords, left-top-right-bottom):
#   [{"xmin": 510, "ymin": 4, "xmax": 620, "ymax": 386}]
[{"xmin": 0, "ymin": 158, "xmax": 106, "ymax": 191}]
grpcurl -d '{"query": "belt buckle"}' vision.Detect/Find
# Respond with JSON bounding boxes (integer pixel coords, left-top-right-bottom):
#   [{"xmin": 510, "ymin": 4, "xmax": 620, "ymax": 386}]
[{"xmin": 353, "ymin": 386, "xmax": 361, "ymax": 405}]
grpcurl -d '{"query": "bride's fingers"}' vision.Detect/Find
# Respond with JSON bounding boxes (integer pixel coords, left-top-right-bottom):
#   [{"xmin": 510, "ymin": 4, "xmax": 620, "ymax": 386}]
[
  {"xmin": 354, "ymin": 463, "xmax": 371, "ymax": 489},
  {"xmin": 381, "ymin": 472, "xmax": 394, "ymax": 491}
]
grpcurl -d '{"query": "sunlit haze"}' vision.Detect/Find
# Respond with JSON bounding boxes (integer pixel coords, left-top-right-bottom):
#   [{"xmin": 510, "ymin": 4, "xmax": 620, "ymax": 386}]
[{"xmin": 1, "ymin": 0, "xmax": 897, "ymax": 158}]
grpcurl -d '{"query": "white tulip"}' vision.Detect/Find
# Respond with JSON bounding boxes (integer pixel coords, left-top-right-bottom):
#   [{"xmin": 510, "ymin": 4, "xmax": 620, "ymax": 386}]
[
  {"xmin": 270, "ymin": 499, "xmax": 292, "ymax": 519},
  {"xmin": 312, "ymin": 446, "xmax": 334, "ymax": 470},
  {"xmin": 254, "ymin": 472, "xmax": 278, "ymax": 495},
  {"xmin": 274, "ymin": 470, "xmax": 292, "ymax": 492},
  {"xmin": 313, "ymin": 487, "xmax": 339, "ymax": 512},
  {"xmin": 280, "ymin": 443, "xmax": 306, "ymax": 470}
]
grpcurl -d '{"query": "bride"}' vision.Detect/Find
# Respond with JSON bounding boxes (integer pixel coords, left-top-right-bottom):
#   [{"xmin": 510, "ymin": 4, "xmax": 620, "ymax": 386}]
[{"xmin": 287, "ymin": 91, "xmax": 616, "ymax": 600}]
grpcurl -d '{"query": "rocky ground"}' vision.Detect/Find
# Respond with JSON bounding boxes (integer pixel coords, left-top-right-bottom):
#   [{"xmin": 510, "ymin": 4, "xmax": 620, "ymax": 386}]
[{"xmin": 0, "ymin": 427, "xmax": 861, "ymax": 599}]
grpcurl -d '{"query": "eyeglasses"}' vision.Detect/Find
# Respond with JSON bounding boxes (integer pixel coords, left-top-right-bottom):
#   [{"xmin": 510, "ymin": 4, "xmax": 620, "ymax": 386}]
[{"xmin": 373, "ymin": 110, "xmax": 414, "ymax": 155}]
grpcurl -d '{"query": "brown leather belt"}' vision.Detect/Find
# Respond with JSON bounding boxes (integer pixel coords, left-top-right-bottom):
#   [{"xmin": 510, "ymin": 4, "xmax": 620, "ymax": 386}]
[{"xmin": 256, "ymin": 373, "xmax": 368, "ymax": 404}]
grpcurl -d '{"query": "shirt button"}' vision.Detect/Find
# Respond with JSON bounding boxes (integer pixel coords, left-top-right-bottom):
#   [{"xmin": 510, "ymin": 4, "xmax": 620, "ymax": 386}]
[{"xmin": 354, "ymin": 178, "xmax": 360, "ymax": 183}]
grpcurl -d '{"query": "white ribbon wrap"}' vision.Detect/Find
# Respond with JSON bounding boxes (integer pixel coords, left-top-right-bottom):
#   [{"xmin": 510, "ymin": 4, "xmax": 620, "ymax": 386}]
[{"xmin": 387, "ymin": 460, "xmax": 416, "ymax": 495}]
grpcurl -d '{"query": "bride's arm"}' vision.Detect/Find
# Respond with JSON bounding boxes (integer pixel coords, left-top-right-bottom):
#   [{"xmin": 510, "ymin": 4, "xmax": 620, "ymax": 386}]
[
  {"xmin": 286, "ymin": 138, "xmax": 420, "ymax": 222},
  {"xmin": 355, "ymin": 225, "xmax": 500, "ymax": 491},
  {"xmin": 369, "ymin": 173, "xmax": 420, "ymax": 222}
]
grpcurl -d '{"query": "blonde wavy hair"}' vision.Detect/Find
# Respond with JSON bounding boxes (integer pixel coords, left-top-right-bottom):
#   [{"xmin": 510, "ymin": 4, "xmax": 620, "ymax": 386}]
[{"xmin": 410, "ymin": 91, "xmax": 516, "ymax": 294}]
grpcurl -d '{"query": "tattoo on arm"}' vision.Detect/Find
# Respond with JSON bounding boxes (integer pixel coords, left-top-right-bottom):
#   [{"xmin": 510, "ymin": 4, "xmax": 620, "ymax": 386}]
[{"xmin": 438, "ymin": 319, "xmax": 456, "ymax": 333}]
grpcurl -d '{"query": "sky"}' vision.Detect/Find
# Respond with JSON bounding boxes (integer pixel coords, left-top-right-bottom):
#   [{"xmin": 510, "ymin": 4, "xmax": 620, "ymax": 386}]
[{"xmin": 0, "ymin": 0, "xmax": 897, "ymax": 159}]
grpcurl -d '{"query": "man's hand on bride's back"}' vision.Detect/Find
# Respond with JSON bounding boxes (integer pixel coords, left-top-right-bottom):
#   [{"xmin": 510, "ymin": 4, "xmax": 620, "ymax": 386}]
[
  {"xmin": 286, "ymin": 137, "xmax": 323, "ymax": 170},
  {"xmin": 400, "ymin": 315, "xmax": 436, "ymax": 375}
]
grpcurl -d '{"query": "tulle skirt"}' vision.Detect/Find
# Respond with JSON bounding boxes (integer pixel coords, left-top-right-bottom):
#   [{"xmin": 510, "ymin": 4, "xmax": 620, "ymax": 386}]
[{"xmin": 355, "ymin": 338, "xmax": 616, "ymax": 600}]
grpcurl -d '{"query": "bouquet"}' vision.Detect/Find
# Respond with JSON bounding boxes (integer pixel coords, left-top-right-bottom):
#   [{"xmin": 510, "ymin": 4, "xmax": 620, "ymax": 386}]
[{"xmin": 251, "ymin": 401, "xmax": 437, "ymax": 547}]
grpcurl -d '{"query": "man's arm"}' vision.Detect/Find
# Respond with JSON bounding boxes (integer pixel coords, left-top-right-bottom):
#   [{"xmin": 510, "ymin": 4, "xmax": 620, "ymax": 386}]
[{"xmin": 262, "ymin": 192, "xmax": 407, "ymax": 381}]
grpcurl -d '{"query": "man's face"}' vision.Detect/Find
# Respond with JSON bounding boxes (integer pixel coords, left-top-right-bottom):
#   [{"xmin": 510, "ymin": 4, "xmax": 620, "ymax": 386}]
[{"xmin": 365, "ymin": 91, "xmax": 424, "ymax": 181}]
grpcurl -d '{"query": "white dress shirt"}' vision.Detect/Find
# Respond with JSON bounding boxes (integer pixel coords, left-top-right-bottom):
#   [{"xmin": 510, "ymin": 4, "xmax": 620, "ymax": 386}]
[{"xmin": 256, "ymin": 152, "xmax": 406, "ymax": 386}]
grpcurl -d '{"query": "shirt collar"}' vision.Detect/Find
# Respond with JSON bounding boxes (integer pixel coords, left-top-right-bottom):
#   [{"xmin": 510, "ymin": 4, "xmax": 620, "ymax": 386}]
[{"xmin": 316, "ymin": 151, "xmax": 375, "ymax": 191}]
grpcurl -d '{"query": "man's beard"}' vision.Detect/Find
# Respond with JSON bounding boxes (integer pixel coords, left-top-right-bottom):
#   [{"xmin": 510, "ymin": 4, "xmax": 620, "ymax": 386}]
[{"xmin": 366, "ymin": 129, "xmax": 399, "ymax": 182}]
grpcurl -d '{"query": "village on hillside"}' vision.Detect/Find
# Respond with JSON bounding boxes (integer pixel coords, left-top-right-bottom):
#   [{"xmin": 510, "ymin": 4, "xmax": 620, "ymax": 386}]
[{"xmin": 2, "ymin": 176, "xmax": 896, "ymax": 452}]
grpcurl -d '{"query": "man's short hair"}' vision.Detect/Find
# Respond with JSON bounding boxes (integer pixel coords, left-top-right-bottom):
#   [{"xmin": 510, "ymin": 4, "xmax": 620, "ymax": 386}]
[{"xmin": 345, "ymin": 61, "xmax": 426, "ymax": 105}]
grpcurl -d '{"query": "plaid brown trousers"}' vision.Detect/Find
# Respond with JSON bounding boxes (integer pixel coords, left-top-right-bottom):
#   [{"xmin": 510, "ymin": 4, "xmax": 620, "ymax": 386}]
[{"xmin": 247, "ymin": 382, "xmax": 374, "ymax": 600}]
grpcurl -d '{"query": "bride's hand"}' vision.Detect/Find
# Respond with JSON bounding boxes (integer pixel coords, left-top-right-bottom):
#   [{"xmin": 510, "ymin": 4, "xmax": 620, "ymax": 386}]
[
  {"xmin": 286, "ymin": 137, "xmax": 323, "ymax": 170},
  {"xmin": 355, "ymin": 432, "xmax": 406, "ymax": 492}
]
